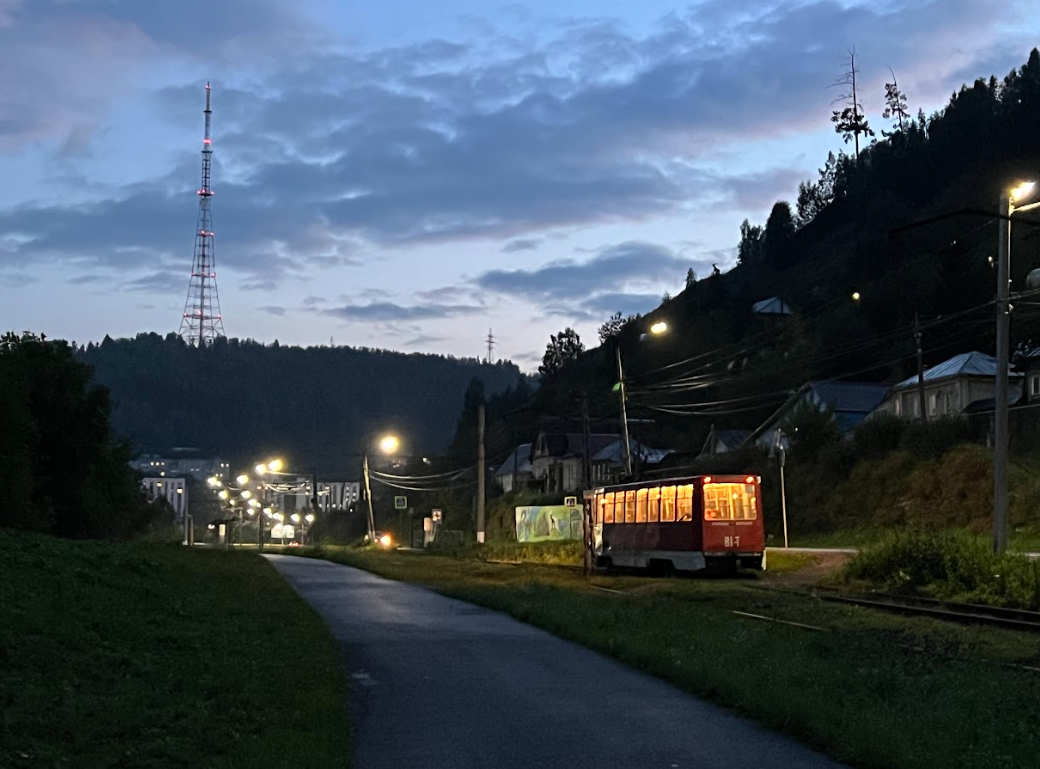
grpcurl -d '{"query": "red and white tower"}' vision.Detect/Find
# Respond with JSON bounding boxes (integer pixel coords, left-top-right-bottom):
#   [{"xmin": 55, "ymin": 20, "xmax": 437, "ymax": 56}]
[{"xmin": 178, "ymin": 82, "xmax": 226, "ymax": 345}]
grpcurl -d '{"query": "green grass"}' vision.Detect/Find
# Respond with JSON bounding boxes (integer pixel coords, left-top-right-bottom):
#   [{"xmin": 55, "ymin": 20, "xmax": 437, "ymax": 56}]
[
  {"xmin": 286, "ymin": 545, "xmax": 1040, "ymax": 769},
  {"xmin": 0, "ymin": 529, "xmax": 349, "ymax": 769}
]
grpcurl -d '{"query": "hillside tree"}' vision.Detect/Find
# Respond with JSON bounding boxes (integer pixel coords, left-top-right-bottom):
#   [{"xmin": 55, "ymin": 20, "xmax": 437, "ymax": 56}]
[
  {"xmin": 882, "ymin": 67, "xmax": 911, "ymax": 134},
  {"xmin": 737, "ymin": 219, "xmax": 765, "ymax": 265},
  {"xmin": 831, "ymin": 48, "xmax": 874, "ymax": 160},
  {"xmin": 539, "ymin": 328, "xmax": 585, "ymax": 378},
  {"xmin": 764, "ymin": 201, "xmax": 797, "ymax": 269}
]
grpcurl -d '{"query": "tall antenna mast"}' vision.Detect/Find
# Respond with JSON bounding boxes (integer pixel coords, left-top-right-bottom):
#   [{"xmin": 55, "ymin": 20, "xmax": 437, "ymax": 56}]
[
  {"xmin": 178, "ymin": 81, "xmax": 226, "ymax": 345},
  {"xmin": 485, "ymin": 328, "xmax": 495, "ymax": 363}
]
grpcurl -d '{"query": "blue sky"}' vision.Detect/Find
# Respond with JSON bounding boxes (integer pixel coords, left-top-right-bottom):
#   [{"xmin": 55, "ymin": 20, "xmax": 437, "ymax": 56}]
[{"xmin": 0, "ymin": 0, "xmax": 1037, "ymax": 370}]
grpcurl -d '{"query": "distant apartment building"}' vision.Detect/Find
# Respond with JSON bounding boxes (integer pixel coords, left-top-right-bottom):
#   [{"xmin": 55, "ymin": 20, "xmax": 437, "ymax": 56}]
[
  {"xmin": 141, "ymin": 477, "xmax": 188, "ymax": 522},
  {"xmin": 131, "ymin": 454, "xmax": 230, "ymax": 481}
]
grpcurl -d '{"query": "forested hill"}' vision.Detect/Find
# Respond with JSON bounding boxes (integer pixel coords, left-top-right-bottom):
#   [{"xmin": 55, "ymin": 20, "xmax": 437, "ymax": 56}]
[
  {"xmin": 514, "ymin": 48, "xmax": 1040, "ymax": 459},
  {"xmin": 78, "ymin": 333, "xmax": 525, "ymax": 471}
]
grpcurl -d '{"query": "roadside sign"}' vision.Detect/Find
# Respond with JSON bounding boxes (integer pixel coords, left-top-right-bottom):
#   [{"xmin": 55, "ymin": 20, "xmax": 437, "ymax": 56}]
[
  {"xmin": 394, "ymin": 496, "xmax": 408, "ymax": 509},
  {"xmin": 564, "ymin": 496, "xmax": 578, "ymax": 507},
  {"xmin": 432, "ymin": 509, "xmax": 442, "ymax": 522}
]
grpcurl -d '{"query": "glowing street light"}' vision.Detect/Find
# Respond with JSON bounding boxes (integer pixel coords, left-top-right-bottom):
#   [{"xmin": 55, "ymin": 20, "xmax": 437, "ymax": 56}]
[
  {"xmin": 236, "ymin": 474, "xmax": 249, "ymax": 486},
  {"xmin": 378, "ymin": 434, "xmax": 400, "ymax": 455},
  {"xmin": 994, "ymin": 179, "xmax": 1038, "ymax": 554},
  {"xmin": 649, "ymin": 320, "xmax": 668, "ymax": 335}
]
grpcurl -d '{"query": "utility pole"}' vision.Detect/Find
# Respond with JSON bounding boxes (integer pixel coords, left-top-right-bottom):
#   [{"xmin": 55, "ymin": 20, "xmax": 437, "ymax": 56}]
[
  {"xmin": 994, "ymin": 193, "xmax": 1011, "ymax": 555},
  {"xmin": 580, "ymin": 394, "xmax": 591, "ymax": 491},
  {"xmin": 476, "ymin": 402, "xmax": 486, "ymax": 544},
  {"xmin": 581, "ymin": 394, "xmax": 593, "ymax": 575},
  {"xmin": 914, "ymin": 312, "xmax": 927, "ymax": 421},
  {"xmin": 615, "ymin": 343, "xmax": 633, "ymax": 477},
  {"xmin": 311, "ymin": 467, "xmax": 319, "ymax": 514},
  {"xmin": 363, "ymin": 454, "xmax": 376, "ymax": 543}
]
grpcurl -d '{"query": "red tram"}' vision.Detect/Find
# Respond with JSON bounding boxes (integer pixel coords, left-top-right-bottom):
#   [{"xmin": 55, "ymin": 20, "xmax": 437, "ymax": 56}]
[{"xmin": 588, "ymin": 475, "xmax": 766, "ymax": 573}]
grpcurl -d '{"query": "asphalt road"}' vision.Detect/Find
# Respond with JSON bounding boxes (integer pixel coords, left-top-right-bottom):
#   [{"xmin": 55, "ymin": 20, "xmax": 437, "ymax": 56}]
[{"xmin": 264, "ymin": 555, "xmax": 847, "ymax": 769}]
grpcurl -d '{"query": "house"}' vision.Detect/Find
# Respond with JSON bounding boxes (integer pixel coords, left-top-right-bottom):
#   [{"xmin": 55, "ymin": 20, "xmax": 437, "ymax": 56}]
[
  {"xmin": 1015, "ymin": 346, "xmax": 1040, "ymax": 405},
  {"xmin": 531, "ymin": 432, "xmax": 621, "ymax": 493},
  {"xmin": 749, "ymin": 380, "xmax": 891, "ymax": 449},
  {"xmin": 699, "ymin": 426, "xmax": 752, "ymax": 456},
  {"xmin": 590, "ymin": 438, "xmax": 672, "ymax": 485},
  {"xmin": 751, "ymin": 297, "xmax": 794, "ymax": 316},
  {"xmin": 494, "ymin": 443, "xmax": 534, "ymax": 493},
  {"xmin": 874, "ymin": 351, "xmax": 1022, "ymax": 419}
]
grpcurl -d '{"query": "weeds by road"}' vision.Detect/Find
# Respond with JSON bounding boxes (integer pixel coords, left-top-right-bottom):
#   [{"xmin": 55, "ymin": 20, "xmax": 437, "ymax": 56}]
[{"xmin": 0, "ymin": 530, "xmax": 349, "ymax": 769}]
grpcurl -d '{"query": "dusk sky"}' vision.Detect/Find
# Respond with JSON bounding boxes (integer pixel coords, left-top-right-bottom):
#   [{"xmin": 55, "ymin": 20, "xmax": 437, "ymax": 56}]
[{"xmin": 1, "ymin": 1, "xmax": 1037, "ymax": 371}]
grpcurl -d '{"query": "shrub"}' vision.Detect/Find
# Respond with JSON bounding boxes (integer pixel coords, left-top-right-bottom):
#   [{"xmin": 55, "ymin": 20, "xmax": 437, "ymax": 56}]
[
  {"xmin": 852, "ymin": 413, "xmax": 907, "ymax": 459},
  {"xmin": 899, "ymin": 417, "xmax": 972, "ymax": 458},
  {"xmin": 844, "ymin": 530, "xmax": 1040, "ymax": 609}
]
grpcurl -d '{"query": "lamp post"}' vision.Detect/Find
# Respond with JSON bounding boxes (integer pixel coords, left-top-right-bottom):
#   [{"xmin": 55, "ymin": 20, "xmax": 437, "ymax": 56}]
[
  {"xmin": 363, "ymin": 433, "xmax": 401, "ymax": 544},
  {"xmin": 774, "ymin": 428, "xmax": 789, "ymax": 549},
  {"xmin": 615, "ymin": 320, "xmax": 669, "ymax": 478},
  {"xmin": 994, "ymin": 180, "xmax": 1038, "ymax": 554}
]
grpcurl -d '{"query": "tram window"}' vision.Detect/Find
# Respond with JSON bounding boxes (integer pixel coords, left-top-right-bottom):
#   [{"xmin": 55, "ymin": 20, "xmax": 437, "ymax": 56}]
[
  {"xmin": 677, "ymin": 485, "xmax": 694, "ymax": 521},
  {"xmin": 625, "ymin": 490, "xmax": 636, "ymax": 523},
  {"xmin": 635, "ymin": 488, "xmax": 648, "ymax": 522},
  {"xmin": 602, "ymin": 492, "xmax": 614, "ymax": 524},
  {"xmin": 660, "ymin": 485, "xmax": 676, "ymax": 522},
  {"xmin": 647, "ymin": 487, "xmax": 660, "ymax": 522},
  {"xmin": 702, "ymin": 483, "xmax": 757, "ymax": 520}
]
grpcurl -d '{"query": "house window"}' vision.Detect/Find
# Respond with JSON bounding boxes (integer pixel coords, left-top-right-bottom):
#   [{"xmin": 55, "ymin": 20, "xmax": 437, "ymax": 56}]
[
  {"xmin": 1031, "ymin": 375, "xmax": 1040, "ymax": 398},
  {"xmin": 894, "ymin": 398, "xmax": 902, "ymax": 416},
  {"xmin": 928, "ymin": 392, "xmax": 938, "ymax": 416}
]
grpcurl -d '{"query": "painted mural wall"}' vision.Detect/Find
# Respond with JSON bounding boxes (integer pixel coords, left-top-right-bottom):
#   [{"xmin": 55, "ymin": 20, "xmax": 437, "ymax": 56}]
[{"xmin": 515, "ymin": 505, "xmax": 583, "ymax": 542}]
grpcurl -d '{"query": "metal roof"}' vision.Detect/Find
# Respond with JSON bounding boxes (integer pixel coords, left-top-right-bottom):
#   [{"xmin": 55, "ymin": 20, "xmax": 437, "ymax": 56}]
[
  {"xmin": 493, "ymin": 443, "xmax": 533, "ymax": 476},
  {"xmin": 807, "ymin": 381, "xmax": 890, "ymax": 413},
  {"xmin": 591, "ymin": 438, "xmax": 672, "ymax": 465},
  {"xmin": 893, "ymin": 351, "xmax": 1022, "ymax": 389}
]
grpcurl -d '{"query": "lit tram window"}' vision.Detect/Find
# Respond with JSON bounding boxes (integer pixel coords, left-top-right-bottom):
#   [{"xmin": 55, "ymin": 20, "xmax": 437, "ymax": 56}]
[
  {"xmin": 647, "ymin": 487, "xmax": 660, "ymax": 523},
  {"xmin": 624, "ymin": 490, "xmax": 636, "ymax": 523},
  {"xmin": 677, "ymin": 485, "xmax": 694, "ymax": 521},
  {"xmin": 635, "ymin": 488, "xmax": 648, "ymax": 523},
  {"xmin": 603, "ymin": 492, "xmax": 615, "ymax": 524},
  {"xmin": 660, "ymin": 486, "xmax": 676, "ymax": 522}
]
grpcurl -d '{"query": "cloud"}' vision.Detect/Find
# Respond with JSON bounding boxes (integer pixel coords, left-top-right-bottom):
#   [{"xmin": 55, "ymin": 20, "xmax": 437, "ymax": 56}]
[
  {"xmin": 502, "ymin": 238, "xmax": 542, "ymax": 253},
  {"xmin": 0, "ymin": 0, "xmax": 1031, "ymax": 295},
  {"xmin": 404, "ymin": 334, "xmax": 448, "ymax": 347},
  {"xmin": 258, "ymin": 305, "xmax": 287, "ymax": 316},
  {"xmin": 322, "ymin": 300, "xmax": 485, "ymax": 322},
  {"xmin": 476, "ymin": 241, "xmax": 700, "ymax": 302}
]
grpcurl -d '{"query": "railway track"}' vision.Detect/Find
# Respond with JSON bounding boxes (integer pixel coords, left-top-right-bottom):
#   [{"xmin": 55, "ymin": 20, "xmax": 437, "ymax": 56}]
[{"xmin": 793, "ymin": 585, "xmax": 1040, "ymax": 633}]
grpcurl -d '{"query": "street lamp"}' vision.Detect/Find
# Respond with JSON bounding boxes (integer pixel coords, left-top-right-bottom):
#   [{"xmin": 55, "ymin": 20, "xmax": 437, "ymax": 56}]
[
  {"xmin": 364, "ymin": 433, "xmax": 401, "ymax": 543},
  {"xmin": 774, "ymin": 428, "xmax": 789, "ymax": 549},
  {"xmin": 615, "ymin": 320, "xmax": 670, "ymax": 477},
  {"xmin": 994, "ymin": 180, "xmax": 1038, "ymax": 554}
]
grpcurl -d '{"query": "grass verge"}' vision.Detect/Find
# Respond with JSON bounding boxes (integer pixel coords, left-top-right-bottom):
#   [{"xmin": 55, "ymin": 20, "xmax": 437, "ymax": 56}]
[
  {"xmin": 0, "ymin": 529, "xmax": 349, "ymax": 769},
  {"xmin": 284, "ymin": 544, "xmax": 1040, "ymax": 769}
]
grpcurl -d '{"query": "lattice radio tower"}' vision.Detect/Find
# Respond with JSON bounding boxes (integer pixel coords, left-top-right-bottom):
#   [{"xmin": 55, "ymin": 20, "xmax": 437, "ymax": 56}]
[{"xmin": 178, "ymin": 82, "xmax": 226, "ymax": 345}]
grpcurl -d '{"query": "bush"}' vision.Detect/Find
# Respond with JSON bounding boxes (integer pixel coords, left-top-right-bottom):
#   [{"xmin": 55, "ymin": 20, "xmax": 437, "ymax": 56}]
[
  {"xmin": 844, "ymin": 530, "xmax": 1040, "ymax": 609},
  {"xmin": 899, "ymin": 417, "xmax": 972, "ymax": 458},
  {"xmin": 852, "ymin": 413, "xmax": 907, "ymax": 459}
]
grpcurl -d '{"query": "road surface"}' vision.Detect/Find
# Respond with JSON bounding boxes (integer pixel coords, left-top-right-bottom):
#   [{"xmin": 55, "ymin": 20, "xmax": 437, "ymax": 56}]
[{"xmin": 265, "ymin": 555, "xmax": 846, "ymax": 769}]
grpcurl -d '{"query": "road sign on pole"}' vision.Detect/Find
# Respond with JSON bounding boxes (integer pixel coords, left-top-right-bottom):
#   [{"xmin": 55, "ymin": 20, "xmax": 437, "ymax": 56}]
[
  {"xmin": 394, "ymin": 496, "xmax": 408, "ymax": 510},
  {"xmin": 432, "ymin": 509, "xmax": 442, "ymax": 522}
]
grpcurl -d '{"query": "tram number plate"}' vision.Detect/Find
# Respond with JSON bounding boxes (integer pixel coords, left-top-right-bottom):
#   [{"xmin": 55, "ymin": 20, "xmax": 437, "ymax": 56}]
[{"xmin": 723, "ymin": 535, "xmax": 741, "ymax": 548}]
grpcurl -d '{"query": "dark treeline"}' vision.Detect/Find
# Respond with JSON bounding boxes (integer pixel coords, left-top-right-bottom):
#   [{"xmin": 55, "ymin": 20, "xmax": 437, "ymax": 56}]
[
  {"xmin": 456, "ymin": 49, "xmax": 1040, "ymax": 462},
  {"xmin": 0, "ymin": 333, "xmax": 163, "ymax": 538},
  {"xmin": 77, "ymin": 333, "xmax": 526, "ymax": 473}
]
